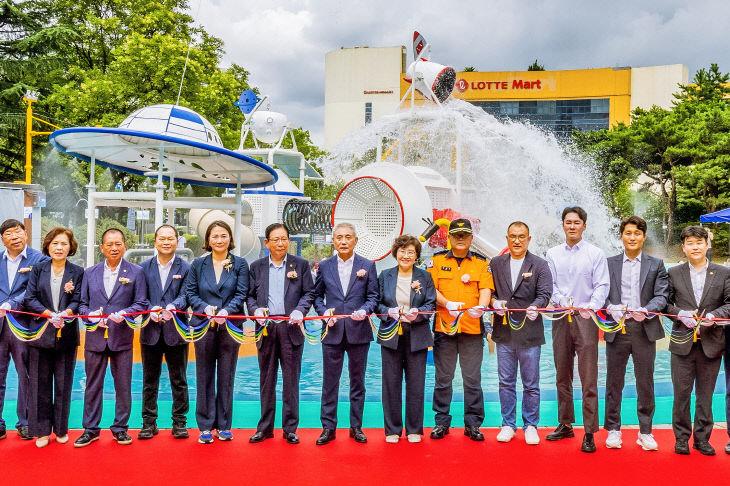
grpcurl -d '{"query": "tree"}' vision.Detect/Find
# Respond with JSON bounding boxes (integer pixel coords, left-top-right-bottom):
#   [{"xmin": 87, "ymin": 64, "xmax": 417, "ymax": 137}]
[
  {"xmin": 462, "ymin": 66, "xmax": 476, "ymax": 72},
  {"xmin": 527, "ymin": 59, "xmax": 545, "ymax": 71},
  {"xmin": 572, "ymin": 63, "xmax": 730, "ymax": 254}
]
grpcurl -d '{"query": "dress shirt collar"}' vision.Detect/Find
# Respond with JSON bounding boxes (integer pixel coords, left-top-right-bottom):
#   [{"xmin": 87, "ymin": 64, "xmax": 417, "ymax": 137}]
[
  {"xmin": 104, "ymin": 259, "xmax": 121, "ymax": 273},
  {"xmin": 337, "ymin": 254, "xmax": 354, "ymax": 265},
  {"xmin": 623, "ymin": 252, "xmax": 642, "ymax": 263},
  {"xmin": 269, "ymin": 255, "xmax": 287, "ymax": 269},
  {"xmin": 3, "ymin": 245, "xmax": 27, "ymax": 262},
  {"xmin": 156, "ymin": 255, "xmax": 175, "ymax": 269},
  {"xmin": 563, "ymin": 239, "xmax": 585, "ymax": 251},
  {"xmin": 689, "ymin": 260, "xmax": 709, "ymax": 275}
]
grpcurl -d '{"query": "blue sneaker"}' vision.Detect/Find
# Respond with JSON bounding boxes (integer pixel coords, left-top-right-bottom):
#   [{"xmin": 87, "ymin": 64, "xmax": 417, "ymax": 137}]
[
  {"xmin": 198, "ymin": 430, "xmax": 214, "ymax": 444},
  {"xmin": 215, "ymin": 430, "xmax": 233, "ymax": 441}
]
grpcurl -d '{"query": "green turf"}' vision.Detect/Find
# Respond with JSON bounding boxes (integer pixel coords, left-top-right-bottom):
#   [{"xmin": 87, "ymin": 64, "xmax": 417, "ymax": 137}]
[{"xmin": 2, "ymin": 396, "xmax": 727, "ymax": 430}]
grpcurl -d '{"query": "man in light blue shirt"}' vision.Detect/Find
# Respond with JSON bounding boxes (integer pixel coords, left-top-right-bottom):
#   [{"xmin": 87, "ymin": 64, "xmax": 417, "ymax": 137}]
[{"xmin": 545, "ymin": 207, "xmax": 609, "ymax": 453}]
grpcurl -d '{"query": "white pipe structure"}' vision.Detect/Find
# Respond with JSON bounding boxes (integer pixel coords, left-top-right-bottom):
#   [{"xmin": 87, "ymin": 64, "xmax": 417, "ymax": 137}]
[{"xmin": 188, "ymin": 207, "xmax": 260, "ymax": 263}]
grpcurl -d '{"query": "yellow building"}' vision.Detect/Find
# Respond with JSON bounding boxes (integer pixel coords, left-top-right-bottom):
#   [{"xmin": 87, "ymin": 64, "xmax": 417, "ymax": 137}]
[
  {"xmin": 322, "ymin": 45, "xmax": 688, "ymax": 148},
  {"xmin": 400, "ymin": 65, "xmax": 688, "ymax": 137}
]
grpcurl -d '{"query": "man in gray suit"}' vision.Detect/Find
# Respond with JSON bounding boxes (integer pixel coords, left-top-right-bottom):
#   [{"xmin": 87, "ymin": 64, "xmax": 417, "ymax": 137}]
[
  {"xmin": 602, "ymin": 216, "xmax": 669, "ymax": 451},
  {"xmin": 667, "ymin": 225, "xmax": 730, "ymax": 456}
]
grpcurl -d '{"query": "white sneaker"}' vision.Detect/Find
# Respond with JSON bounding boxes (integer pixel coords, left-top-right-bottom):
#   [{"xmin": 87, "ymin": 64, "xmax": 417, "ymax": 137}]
[
  {"xmin": 637, "ymin": 433, "xmax": 658, "ymax": 451},
  {"xmin": 385, "ymin": 434, "xmax": 399, "ymax": 443},
  {"xmin": 524, "ymin": 425, "xmax": 540, "ymax": 445},
  {"xmin": 407, "ymin": 434, "xmax": 421, "ymax": 443},
  {"xmin": 496, "ymin": 426, "xmax": 515, "ymax": 443},
  {"xmin": 605, "ymin": 430, "xmax": 622, "ymax": 449}
]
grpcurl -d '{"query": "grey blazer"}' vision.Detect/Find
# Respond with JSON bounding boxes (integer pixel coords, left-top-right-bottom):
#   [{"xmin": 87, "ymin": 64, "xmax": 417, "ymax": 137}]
[
  {"xmin": 604, "ymin": 253, "xmax": 669, "ymax": 343},
  {"xmin": 666, "ymin": 262, "xmax": 730, "ymax": 358}
]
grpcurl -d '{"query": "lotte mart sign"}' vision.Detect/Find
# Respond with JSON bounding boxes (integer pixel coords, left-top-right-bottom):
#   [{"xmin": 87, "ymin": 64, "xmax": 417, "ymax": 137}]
[{"xmin": 455, "ymin": 78, "xmax": 544, "ymax": 93}]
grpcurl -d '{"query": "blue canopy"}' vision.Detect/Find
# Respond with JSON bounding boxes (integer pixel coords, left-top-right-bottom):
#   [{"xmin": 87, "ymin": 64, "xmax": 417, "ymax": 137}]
[{"xmin": 700, "ymin": 207, "xmax": 730, "ymax": 223}]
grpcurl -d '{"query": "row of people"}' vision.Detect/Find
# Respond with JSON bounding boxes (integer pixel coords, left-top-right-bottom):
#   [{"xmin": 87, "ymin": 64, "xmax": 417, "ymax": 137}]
[{"xmin": 0, "ymin": 208, "xmax": 728, "ymax": 455}]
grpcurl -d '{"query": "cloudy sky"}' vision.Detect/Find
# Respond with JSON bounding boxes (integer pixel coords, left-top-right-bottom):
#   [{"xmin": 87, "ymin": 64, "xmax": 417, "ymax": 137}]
[{"xmin": 195, "ymin": 0, "xmax": 729, "ymax": 146}]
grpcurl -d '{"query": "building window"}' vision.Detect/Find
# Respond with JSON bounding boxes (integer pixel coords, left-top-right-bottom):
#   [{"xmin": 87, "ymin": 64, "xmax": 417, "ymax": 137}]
[
  {"xmin": 365, "ymin": 102, "xmax": 372, "ymax": 124},
  {"xmin": 470, "ymin": 98, "xmax": 610, "ymax": 137}
]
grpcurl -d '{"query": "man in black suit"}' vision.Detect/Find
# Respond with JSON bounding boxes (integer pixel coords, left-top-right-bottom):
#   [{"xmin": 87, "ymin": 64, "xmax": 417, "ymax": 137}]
[
  {"xmin": 602, "ymin": 216, "xmax": 669, "ymax": 451},
  {"xmin": 490, "ymin": 221, "xmax": 552, "ymax": 445},
  {"xmin": 138, "ymin": 225, "xmax": 190, "ymax": 440},
  {"xmin": 247, "ymin": 223, "xmax": 314, "ymax": 445},
  {"xmin": 667, "ymin": 225, "xmax": 730, "ymax": 456}
]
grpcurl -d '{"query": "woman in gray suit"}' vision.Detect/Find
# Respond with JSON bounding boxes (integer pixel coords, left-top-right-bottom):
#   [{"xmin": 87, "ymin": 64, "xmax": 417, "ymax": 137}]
[{"xmin": 377, "ymin": 235, "xmax": 436, "ymax": 443}]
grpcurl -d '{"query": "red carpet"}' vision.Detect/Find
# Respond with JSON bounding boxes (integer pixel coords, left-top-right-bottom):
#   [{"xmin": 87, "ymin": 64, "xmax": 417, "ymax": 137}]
[{"xmin": 3, "ymin": 428, "xmax": 730, "ymax": 485}]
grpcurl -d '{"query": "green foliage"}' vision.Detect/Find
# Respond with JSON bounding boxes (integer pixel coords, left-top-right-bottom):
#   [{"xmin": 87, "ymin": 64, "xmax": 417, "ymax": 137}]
[
  {"xmin": 572, "ymin": 63, "xmax": 730, "ymax": 256},
  {"xmin": 527, "ymin": 59, "xmax": 544, "ymax": 71},
  {"xmin": 180, "ymin": 233, "xmax": 202, "ymax": 256},
  {"xmin": 462, "ymin": 66, "xmax": 476, "ymax": 72}
]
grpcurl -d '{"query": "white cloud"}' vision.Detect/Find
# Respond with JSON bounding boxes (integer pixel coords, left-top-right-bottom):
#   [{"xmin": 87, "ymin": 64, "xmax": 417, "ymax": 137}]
[{"xmin": 194, "ymin": 0, "xmax": 730, "ymax": 147}]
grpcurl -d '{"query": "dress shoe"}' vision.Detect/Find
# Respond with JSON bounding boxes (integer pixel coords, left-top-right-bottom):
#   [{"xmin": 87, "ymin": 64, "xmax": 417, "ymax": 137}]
[
  {"xmin": 546, "ymin": 424, "xmax": 574, "ymax": 441},
  {"xmin": 36, "ymin": 436, "xmax": 50, "ymax": 448},
  {"xmin": 113, "ymin": 431, "xmax": 133, "ymax": 445},
  {"xmin": 249, "ymin": 430, "xmax": 274, "ymax": 443},
  {"xmin": 430, "ymin": 425, "xmax": 450, "ymax": 439},
  {"xmin": 138, "ymin": 424, "xmax": 158, "ymax": 440},
  {"xmin": 725, "ymin": 440, "xmax": 730, "ymax": 455},
  {"xmin": 693, "ymin": 441, "xmax": 715, "ymax": 456},
  {"xmin": 581, "ymin": 433, "xmax": 596, "ymax": 453},
  {"xmin": 464, "ymin": 425, "xmax": 484, "ymax": 442},
  {"xmin": 316, "ymin": 428, "xmax": 336, "ymax": 445},
  {"xmin": 675, "ymin": 439, "xmax": 690, "ymax": 455},
  {"xmin": 0, "ymin": 427, "xmax": 6, "ymax": 440},
  {"xmin": 74, "ymin": 432, "xmax": 99, "ymax": 448},
  {"xmin": 172, "ymin": 423, "xmax": 189, "ymax": 439},
  {"xmin": 283, "ymin": 432, "xmax": 299, "ymax": 444},
  {"xmin": 350, "ymin": 427, "xmax": 367, "ymax": 443},
  {"xmin": 16, "ymin": 425, "xmax": 32, "ymax": 440},
  {"xmin": 56, "ymin": 434, "xmax": 69, "ymax": 444}
]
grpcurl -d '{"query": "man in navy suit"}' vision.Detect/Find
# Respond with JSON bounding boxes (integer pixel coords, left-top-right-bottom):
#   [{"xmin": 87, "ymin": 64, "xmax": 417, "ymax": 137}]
[
  {"xmin": 0, "ymin": 219, "xmax": 48, "ymax": 440},
  {"xmin": 490, "ymin": 221, "xmax": 553, "ymax": 446},
  {"xmin": 603, "ymin": 216, "xmax": 669, "ymax": 451},
  {"xmin": 313, "ymin": 222, "xmax": 378, "ymax": 445},
  {"xmin": 138, "ymin": 225, "xmax": 190, "ymax": 440},
  {"xmin": 247, "ymin": 223, "xmax": 315, "ymax": 445},
  {"xmin": 74, "ymin": 228, "xmax": 148, "ymax": 447}
]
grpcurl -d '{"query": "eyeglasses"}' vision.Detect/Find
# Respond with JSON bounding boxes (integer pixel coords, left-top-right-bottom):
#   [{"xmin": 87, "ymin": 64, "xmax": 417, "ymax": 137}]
[
  {"xmin": 507, "ymin": 235, "xmax": 528, "ymax": 242},
  {"xmin": 397, "ymin": 250, "xmax": 417, "ymax": 257},
  {"xmin": 268, "ymin": 237, "xmax": 290, "ymax": 244}
]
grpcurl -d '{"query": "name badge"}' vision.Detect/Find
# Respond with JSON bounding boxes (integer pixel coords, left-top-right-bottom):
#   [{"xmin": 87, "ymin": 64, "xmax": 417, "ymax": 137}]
[{"xmin": 441, "ymin": 266, "xmax": 451, "ymax": 271}]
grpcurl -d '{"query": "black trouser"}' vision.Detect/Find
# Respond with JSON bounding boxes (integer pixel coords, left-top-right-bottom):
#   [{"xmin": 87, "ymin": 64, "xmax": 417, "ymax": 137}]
[
  {"xmin": 432, "ymin": 332, "xmax": 484, "ymax": 428},
  {"xmin": 320, "ymin": 340, "xmax": 369, "ymax": 429},
  {"xmin": 0, "ymin": 329, "xmax": 29, "ymax": 428},
  {"xmin": 141, "ymin": 338, "xmax": 189, "ymax": 427},
  {"xmin": 381, "ymin": 325, "xmax": 427, "ymax": 436},
  {"xmin": 82, "ymin": 347, "xmax": 132, "ymax": 435},
  {"xmin": 27, "ymin": 346, "xmax": 76, "ymax": 437},
  {"xmin": 552, "ymin": 315, "xmax": 599, "ymax": 433},
  {"xmin": 671, "ymin": 342, "xmax": 722, "ymax": 443},
  {"xmin": 256, "ymin": 321, "xmax": 303, "ymax": 434},
  {"xmin": 604, "ymin": 322, "xmax": 656, "ymax": 434}
]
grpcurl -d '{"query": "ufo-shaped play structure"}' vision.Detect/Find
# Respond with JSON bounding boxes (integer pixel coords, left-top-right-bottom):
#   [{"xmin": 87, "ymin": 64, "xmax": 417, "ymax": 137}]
[{"xmin": 49, "ymin": 102, "xmax": 322, "ymax": 265}]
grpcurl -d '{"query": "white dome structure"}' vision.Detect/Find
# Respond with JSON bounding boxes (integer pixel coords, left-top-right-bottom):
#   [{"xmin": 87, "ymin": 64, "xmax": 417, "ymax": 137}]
[{"xmin": 119, "ymin": 104, "xmax": 223, "ymax": 155}]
